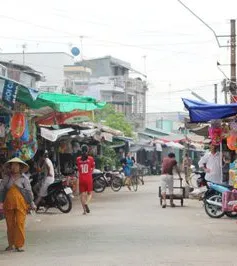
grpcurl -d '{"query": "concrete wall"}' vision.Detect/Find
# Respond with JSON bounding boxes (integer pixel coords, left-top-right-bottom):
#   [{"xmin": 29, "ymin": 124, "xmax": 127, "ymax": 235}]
[
  {"xmin": 0, "ymin": 52, "xmax": 74, "ymax": 92},
  {"xmin": 78, "ymin": 57, "xmax": 112, "ymax": 77},
  {"xmin": 146, "ymin": 112, "xmax": 188, "ymax": 132}
]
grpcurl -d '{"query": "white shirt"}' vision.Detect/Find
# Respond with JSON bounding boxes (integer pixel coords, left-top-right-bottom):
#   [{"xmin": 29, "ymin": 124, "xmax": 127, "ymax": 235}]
[
  {"xmin": 198, "ymin": 151, "xmax": 222, "ymax": 184},
  {"xmin": 43, "ymin": 158, "xmax": 55, "ymax": 179}
]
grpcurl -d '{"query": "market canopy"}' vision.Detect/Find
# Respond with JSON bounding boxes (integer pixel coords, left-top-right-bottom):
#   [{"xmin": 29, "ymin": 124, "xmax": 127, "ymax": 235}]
[
  {"xmin": 36, "ymin": 110, "xmax": 93, "ymax": 126},
  {"xmin": 17, "ymin": 88, "xmax": 106, "ymax": 112},
  {"xmin": 182, "ymin": 98, "xmax": 237, "ymax": 123},
  {"xmin": 41, "ymin": 127, "xmax": 75, "ymax": 142},
  {"xmin": 0, "ymin": 76, "xmax": 106, "ymax": 112}
]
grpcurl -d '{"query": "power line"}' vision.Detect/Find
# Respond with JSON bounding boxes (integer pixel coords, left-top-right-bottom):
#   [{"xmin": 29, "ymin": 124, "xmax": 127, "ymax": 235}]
[
  {"xmin": 0, "ymin": 14, "xmax": 77, "ymax": 37},
  {"xmin": 146, "ymin": 82, "xmax": 223, "ymax": 95},
  {"xmin": 177, "ymin": 0, "xmax": 221, "ymax": 47}
]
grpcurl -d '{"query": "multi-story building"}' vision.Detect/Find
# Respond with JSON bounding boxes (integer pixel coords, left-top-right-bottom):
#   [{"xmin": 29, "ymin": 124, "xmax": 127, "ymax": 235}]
[
  {"xmin": 63, "ymin": 65, "xmax": 92, "ymax": 95},
  {"xmin": 0, "ymin": 52, "xmax": 74, "ymax": 92},
  {"xmin": 0, "ymin": 53, "xmax": 147, "ymax": 129},
  {"xmin": 75, "ymin": 56, "xmax": 148, "ymax": 129},
  {"xmin": 0, "ymin": 60, "xmax": 44, "ymax": 87}
]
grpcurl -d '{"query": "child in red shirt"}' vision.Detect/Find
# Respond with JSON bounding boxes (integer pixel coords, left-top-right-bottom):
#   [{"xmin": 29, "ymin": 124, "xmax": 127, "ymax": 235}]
[{"xmin": 77, "ymin": 145, "xmax": 95, "ymax": 214}]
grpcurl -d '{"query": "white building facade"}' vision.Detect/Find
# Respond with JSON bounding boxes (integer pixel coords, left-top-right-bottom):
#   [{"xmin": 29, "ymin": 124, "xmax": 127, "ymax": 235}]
[{"xmin": 0, "ymin": 52, "xmax": 74, "ymax": 92}]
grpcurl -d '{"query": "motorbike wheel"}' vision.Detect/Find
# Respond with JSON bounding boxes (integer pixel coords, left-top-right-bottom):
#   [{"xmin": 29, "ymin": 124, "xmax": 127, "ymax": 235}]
[
  {"xmin": 204, "ymin": 194, "xmax": 225, "ymax": 218},
  {"xmin": 93, "ymin": 177, "xmax": 106, "ymax": 193},
  {"xmin": 55, "ymin": 191, "xmax": 72, "ymax": 213},
  {"xmin": 111, "ymin": 176, "xmax": 123, "ymax": 192},
  {"xmin": 225, "ymin": 212, "xmax": 237, "ymax": 218}
]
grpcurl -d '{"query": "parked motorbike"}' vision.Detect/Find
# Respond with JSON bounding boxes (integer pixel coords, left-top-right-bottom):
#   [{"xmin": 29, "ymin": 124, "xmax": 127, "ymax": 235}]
[
  {"xmin": 92, "ymin": 169, "xmax": 124, "ymax": 193},
  {"xmin": 93, "ymin": 169, "xmax": 107, "ymax": 193},
  {"xmin": 30, "ymin": 173, "xmax": 73, "ymax": 213},
  {"xmin": 203, "ymin": 181, "xmax": 237, "ymax": 218},
  {"xmin": 189, "ymin": 171, "xmax": 207, "ymax": 199}
]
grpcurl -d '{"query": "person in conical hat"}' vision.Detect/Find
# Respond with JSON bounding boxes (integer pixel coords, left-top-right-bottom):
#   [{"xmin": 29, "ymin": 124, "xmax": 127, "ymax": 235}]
[{"xmin": 0, "ymin": 157, "xmax": 36, "ymax": 252}]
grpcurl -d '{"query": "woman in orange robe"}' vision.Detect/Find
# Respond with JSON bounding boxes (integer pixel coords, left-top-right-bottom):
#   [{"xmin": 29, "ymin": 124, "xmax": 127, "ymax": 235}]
[{"xmin": 0, "ymin": 158, "xmax": 36, "ymax": 252}]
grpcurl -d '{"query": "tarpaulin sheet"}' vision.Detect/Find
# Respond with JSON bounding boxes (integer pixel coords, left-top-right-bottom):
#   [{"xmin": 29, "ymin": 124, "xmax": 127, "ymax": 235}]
[
  {"xmin": 17, "ymin": 91, "xmax": 106, "ymax": 112},
  {"xmin": 182, "ymin": 98, "xmax": 237, "ymax": 123}
]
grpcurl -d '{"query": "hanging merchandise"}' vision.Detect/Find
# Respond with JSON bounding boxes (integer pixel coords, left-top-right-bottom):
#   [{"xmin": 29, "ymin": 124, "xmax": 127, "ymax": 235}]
[
  {"xmin": 20, "ymin": 118, "xmax": 29, "ymax": 142},
  {"xmin": 227, "ymin": 135, "xmax": 237, "ymax": 151},
  {"xmin": 222, "ymin": 123, "xmax": 230, "ymax": 138},
  {"xmin": 208, "ymin": 120, "xmax": 223, "ymax": 145},
  {"xmin": 230, "ymin": 121, "xmax": 237, "ymax": 136},
  {"xmin": 229, "ymin": 160, "xmax": 237, "ymax": 188},
  {"xmin": 208, "ymin": 127, "xmax": 222, "ymax": 145},
  {"xmin": 10, "ymin": 112, "xmax": 25, "ymax": 138},
  {"xmin": 17, "ymin": 119, "xmax": 38, "ymax": 161},
  {"xmin": 18, "ymin": 141, "xmax": 37, "ymax": 161}
]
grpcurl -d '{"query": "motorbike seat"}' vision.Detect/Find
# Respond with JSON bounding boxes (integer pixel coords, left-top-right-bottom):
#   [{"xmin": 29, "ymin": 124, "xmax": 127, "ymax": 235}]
[
  {"xmin": 220, "ymin": 183, "xmax": 233, "ymax": 189},
  {"xmin": 208, "ymin": 181, "xmax": 233, "ymax": 190},
  {"xmin": 47, "ymin": 180, "xmax": 62, "ymax": 192},
  {"xmin": 194, "ymin": 171, "xmax": 205, "ymax": 175}
]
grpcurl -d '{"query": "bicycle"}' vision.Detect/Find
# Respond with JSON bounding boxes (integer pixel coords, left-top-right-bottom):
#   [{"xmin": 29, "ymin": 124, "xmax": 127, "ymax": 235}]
[
  {"xmin": 124, "ymin": 174, "xmax": 139, "ymax": 192},
  {"xmin": 184, "ymin": 167, "xmax": 203, "ymax": 188}
]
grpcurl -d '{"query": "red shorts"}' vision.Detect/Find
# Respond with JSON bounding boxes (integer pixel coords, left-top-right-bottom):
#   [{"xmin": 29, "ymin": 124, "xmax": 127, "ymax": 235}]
[{"xmin": 79, "ymin": 178, "xmax": 93, "ymax": 193}]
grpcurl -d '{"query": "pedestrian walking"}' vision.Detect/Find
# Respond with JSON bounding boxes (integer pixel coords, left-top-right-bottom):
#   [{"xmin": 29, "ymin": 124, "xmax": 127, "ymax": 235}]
[
  {"xmin": 182, "ymin": 153, "xmax": 192, "ymax": 184},
  {"xmin": 0, "ymin": 158, "xmax": 36, "ymax": 252},
  {"xmin": 77, "ymin": 144, "xmax": 95, "ymax": 215},
  {"xmin": 121, "ymin": 152, "xmax": 133, "ymax": 191},
  {"xmin": 160, "ymin": 153, "xmax": 182, "ymax": 208}
]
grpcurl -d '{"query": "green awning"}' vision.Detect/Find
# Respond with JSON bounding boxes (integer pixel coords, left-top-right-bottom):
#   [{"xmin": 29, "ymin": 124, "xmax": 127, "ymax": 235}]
[{"xmin": 17, "ymin": 88, "xmax": 106, "ymax": 112}]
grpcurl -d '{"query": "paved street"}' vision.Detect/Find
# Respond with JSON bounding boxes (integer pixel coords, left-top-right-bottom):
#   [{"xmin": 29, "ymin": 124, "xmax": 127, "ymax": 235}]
[{"xmin": 1, "ymin": 176, "xmax": 237, "ymax": 266}]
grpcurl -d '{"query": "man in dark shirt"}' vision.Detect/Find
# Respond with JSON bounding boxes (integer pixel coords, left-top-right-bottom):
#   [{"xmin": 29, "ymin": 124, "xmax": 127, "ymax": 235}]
[{"xmin": 161, "ymin": 153, "xmax": 182, "ymax": 208}]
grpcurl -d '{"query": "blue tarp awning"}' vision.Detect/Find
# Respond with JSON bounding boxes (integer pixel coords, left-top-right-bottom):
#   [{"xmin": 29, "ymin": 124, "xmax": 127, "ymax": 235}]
[{"xmin": 182, "ymin": 98, "xmax": 237, "ymax": 123}]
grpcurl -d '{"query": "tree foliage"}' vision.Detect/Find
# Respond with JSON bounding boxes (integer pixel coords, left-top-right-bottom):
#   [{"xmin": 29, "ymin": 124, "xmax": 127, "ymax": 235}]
[{"xmin": 95, "ymin": 104, "xmax": 133, "ymax": 137}]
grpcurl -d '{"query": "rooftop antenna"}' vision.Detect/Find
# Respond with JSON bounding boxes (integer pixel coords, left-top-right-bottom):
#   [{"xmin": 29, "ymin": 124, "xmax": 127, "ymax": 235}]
[
  {"xmin": 80, "ymin": 36, "xmax": 84, "ymax": 61},
  {"xmin": 142, "ymin": 55, "xmax": 147, "ymax": 76},
  {"xmin": 22, "ymin": 43, "xmax": 27, "ymax": 65}
]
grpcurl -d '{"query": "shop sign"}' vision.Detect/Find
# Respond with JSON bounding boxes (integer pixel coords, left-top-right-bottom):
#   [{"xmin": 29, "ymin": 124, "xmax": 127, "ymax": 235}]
[{"xmin": 2, "ymin": 79, "xmax": 18, "ymax": 108}]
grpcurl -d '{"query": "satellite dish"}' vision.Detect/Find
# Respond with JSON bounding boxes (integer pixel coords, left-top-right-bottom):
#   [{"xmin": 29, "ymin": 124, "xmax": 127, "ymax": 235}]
[{"xmin": 71, "ymin": 47, "xmax": 80, "ymax": 56}]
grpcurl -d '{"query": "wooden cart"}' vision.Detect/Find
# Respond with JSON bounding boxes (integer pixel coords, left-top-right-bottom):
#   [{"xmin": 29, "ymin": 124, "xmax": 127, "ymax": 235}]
[{"xmin": 158, "ymin": 178, "xmax": 185, "ymax": 207}]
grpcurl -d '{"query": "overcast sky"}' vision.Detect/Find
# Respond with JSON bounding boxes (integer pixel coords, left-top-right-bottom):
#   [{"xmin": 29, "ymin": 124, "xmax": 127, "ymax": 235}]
[{"xmin": 0, "ymin": 0, "xmax": 236, "ymax": 112}]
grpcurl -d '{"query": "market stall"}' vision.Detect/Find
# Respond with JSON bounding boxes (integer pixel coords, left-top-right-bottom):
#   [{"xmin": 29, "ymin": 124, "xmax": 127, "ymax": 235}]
[
  {"xmin": 182, "ymin": 98, "xmax": 237, "ymax": 216},
  {"xmin": 0, "ymin": 75, "xmax": 106, "ymax": 166}
]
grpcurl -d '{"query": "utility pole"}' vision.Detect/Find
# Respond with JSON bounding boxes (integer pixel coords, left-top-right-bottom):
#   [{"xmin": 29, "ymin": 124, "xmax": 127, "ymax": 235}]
[
  {"xmin": 221, "ymin": 79, "xmax": 228, "ymax": 104},
  {"xmin": 22, "ymin": 43, "xmax": 27, "ymax": 65},
  {"xmin": 142, "ymin": 55, "xmax": 147, "ymax": 75},
  {"xmin": 214, "ymin": 84, "xmax": 218, "ymax": 103},
  {"xmin": 230, "ymin": 19, "xmax": 236, "ymax": 102}
]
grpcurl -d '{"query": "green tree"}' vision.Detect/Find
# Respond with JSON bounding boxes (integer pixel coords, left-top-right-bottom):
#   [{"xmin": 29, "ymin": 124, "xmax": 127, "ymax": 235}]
[{"xmin": 95, "ymin": 104, "xmax": 133, "ymax": 137}]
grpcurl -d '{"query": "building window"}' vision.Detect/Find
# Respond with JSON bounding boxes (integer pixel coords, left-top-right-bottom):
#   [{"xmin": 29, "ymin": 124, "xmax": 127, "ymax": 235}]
[{"xmin": 102, "ymin": 94, "xmax": 112, "ymax": 102}]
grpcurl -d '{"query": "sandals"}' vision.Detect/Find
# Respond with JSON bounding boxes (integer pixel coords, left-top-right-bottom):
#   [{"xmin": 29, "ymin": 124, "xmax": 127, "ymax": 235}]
[
  {"xmin": 15, "ymin": 248, "xmax": 25, "ymax": 252},
  {"xmin": 5, "ymin": 246, "xmax": 14, "ymax": 251},
  {"xmin": 5, "ymin": 246, "xmax": 25, "ymax": 252},
  {"xmin": 84, "ymin": 204, "xmax": 90, "ymax": 214}
]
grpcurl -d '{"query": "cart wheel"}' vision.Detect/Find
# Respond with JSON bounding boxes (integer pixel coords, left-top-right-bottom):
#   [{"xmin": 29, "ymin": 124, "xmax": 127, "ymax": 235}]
[
  {"xmin": 160, "ymin": 198, "xmax": 162, "ymax": 206},
  {"xmin": 181, "ymin": 199, "xmax": 184, "ymax": 207}
]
